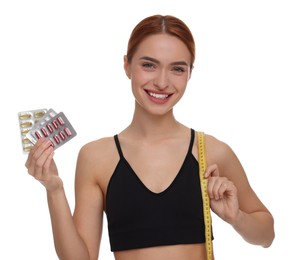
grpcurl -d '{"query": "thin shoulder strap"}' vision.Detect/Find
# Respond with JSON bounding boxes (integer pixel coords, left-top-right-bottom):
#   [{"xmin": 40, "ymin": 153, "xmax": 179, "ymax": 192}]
[
  {"xmin": 189, "ymin": 128, "xmax": 195, "ymax": 152},
  {"xmin": 114, "ymin": 134, "xmax": 124, "ymax": 158},
  {"xmin": 197, "ymin": 131, "xmax": 213, "ymax": 260}
]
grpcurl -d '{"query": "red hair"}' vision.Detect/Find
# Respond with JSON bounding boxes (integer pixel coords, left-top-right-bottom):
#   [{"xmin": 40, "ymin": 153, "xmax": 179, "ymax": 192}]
[{"xmin": 126, "ymin": 15, "xmax": 195, "ymax": 69}]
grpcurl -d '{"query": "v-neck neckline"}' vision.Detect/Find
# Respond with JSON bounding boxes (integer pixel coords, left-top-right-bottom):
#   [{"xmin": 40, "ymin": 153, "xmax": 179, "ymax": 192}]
[
  {"xmin": 121, "ymin": 149, "xmax": 191, "ymax": 195},
  {"xmin": 114, "ymin": 129, "xmax": 195, "ymax": 195}
]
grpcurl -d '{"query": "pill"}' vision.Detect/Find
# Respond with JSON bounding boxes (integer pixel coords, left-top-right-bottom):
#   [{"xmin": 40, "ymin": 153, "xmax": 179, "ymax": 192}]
[
  {"xmin": 46, "ymin": 124, "xmax": 53, "ymax": 133},
  {"xmin": 23, "ymin": 145, "xmax": 33, "ymax": 152},
  {"xmin": 53, "ymin": 135, "xmax": 60, "ymax": 144},
  {"xmin": 41, "ymin": 128, "xmax": 48, "ymax": 137},
  {"xmin": 64, "ymin": 128, "xmax": 72, "ymax": 136},
  {"xmin": 35, "ymin": 131, "xmax": 42, "ymax": 139},
  {"xmin": 57, "ymin": 116, "xmax": 65, "ymax": 125},
  {"xmin": 52, "ymin": 120, "xmax": 58, "ymax": 129},
  {"xmin": 19, "ymin": 113, "xmax": 32, "ymax": 120},
  {"xmin": 21, "ymin": 128, "xmax": 30, "ymax": 135},
  {"xmin": 22, "ymin": 138, "xmax": 31, "ymax": 144},
  {"xmin": 34, "ymin": 111, "xmax": 46, "ymax": 118},
  {"xmin": 59, "ymin": 131, "xmax": 66, "ymax": 140},
  {"xmin": 20, "ymin": 121, "xmax": 33, "ymax": 128}
]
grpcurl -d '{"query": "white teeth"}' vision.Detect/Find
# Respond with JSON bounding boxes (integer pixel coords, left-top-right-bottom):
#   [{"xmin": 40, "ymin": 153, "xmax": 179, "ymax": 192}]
[{"xmin": 148, "ymin": 92, "xmax": 169, "ymax": 99}]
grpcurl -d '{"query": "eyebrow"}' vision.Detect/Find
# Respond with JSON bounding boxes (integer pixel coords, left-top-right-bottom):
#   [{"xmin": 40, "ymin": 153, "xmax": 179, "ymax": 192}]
[{"xmin": 139, "ymin": 56, "xmax": 189, "ymax": 67}]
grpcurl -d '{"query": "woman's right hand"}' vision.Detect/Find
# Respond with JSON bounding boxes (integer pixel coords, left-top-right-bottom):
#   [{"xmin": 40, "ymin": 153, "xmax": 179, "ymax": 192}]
[{"xmin": 25, "ymin": 138, "xmax": 63, "ymax": 192}]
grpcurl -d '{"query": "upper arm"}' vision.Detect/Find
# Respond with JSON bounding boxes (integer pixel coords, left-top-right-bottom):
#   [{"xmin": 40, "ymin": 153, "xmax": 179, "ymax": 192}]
[
  {"xmin": 73, "ymin": 143, "xmax": 104, "ymax": 260},
  {"xmin": 206, "ymin": 134, "xmax": 271, "ymax": 214}
]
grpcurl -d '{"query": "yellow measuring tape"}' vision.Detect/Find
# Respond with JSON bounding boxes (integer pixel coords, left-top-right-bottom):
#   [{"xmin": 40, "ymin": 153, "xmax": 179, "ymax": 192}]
[{"xmin": 197, "ymin": 131, "xmax": 213, "ymax": 260}]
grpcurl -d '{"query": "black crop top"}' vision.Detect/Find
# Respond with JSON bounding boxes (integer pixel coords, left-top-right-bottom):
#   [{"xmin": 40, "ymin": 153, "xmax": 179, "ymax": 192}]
[{"xmin": 105, "ymin": 129, "xmax": 213, "ymax": 251}]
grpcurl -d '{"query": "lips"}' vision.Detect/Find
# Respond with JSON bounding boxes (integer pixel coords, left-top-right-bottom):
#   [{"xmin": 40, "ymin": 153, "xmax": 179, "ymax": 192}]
[
  {"xmin": 148, "ymin": 92, "xmax": 169, "ymax": 99},
  {"xmin": 146, "ymin": 90, "xmax": 172, "ymax": 99},
  {"xmin": 144, "ymin": 90, "xmax": 173, "ymax": 104}
]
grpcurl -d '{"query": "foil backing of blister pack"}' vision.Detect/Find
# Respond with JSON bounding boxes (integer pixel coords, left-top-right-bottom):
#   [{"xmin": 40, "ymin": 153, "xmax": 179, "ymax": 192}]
[
  {"xmin": 26, "ymin": 109, "xmax": 77, "ymax": 150},
  {"xmin": 18, "ymin": 108, "xmax": 48, "ymax": 153}
]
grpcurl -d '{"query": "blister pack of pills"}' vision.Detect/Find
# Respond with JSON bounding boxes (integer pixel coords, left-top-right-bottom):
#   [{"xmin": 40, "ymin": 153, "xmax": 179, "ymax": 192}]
[
  {"xmin": 18, "ymin": 108, "xmax": 77, "ymax": 153},
  {"xmin": 18, "ymin": 108, "xmax": 48, "ymax": 153}
]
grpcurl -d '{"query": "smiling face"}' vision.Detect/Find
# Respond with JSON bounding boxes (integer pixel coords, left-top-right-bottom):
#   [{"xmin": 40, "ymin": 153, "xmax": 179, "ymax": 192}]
[{"xmin": 124, "ymin": 33, "xmax": 192, "ymax": 116}]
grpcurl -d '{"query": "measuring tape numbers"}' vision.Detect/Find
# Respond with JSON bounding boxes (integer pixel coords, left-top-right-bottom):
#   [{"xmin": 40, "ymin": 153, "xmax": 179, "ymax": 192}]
[{"xmin": 197, "ymin": 131, "xmax": 213, "ymax": 260}]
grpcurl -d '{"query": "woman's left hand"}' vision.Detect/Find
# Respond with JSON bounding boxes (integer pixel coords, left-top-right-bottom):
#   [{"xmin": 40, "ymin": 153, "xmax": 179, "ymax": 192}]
[{"xmin": 205, "ymin": 164, "xmax": 240, "ymax": 224}]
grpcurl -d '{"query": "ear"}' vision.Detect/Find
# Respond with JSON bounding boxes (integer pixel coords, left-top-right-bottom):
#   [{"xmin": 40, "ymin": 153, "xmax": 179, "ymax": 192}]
[{"xmin": 123, "ymin": 55, "xmax": 131, "ymax": 79}]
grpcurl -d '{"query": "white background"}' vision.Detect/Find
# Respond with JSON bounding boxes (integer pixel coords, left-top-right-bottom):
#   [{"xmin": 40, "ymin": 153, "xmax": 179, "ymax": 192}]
[{"xmin": 1, "ymin": 0, "xmax": 294, "ymax": 259}]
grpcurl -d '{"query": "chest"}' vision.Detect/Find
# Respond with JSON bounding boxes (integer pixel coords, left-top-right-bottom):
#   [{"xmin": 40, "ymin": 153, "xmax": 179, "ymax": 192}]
[
  {"xmin": 123, "ymin": 141, "xmax": 190, "ymax": 194},
  {"xmin": 105, "ymin": 150, "xmax": 205, "ymax": 240}
]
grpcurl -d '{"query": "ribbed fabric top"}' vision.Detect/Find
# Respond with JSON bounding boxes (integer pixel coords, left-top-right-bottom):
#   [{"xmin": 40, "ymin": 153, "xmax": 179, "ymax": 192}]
[{"xmin": 105, "ymin": 129, "xmax": 212, "ymax": 251}]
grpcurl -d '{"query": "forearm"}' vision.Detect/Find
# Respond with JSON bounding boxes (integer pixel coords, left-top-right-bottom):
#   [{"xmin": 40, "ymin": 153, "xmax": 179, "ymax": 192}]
[
  {"xmin": 232, "ymin": 210, "xmax": 275, "ymax": 248},
  {"xmin": 47, "ymin": 187, "xmax": 90, "ymax": 260}
]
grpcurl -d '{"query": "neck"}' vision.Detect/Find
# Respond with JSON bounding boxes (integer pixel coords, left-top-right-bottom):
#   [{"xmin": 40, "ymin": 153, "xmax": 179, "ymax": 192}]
[{"xmin": 124, "ymin": 102, "xmax": 185, "ymax": 139}]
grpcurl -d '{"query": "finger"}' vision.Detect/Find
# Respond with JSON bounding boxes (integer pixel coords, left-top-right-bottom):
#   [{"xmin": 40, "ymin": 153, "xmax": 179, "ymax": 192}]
[
  {"xmin": 217, "ymin": 182, "xmax": 228, "ymax": 199},
  {"xmin": 42, "ymin": 149, "xmax": 55, "ymax": 181},
  {"xmin": 33, "ymin": 144, "xmax": 54, "ymax": 180},
  {"xmin": 204, "ymin": 164, "xmax": 219, "ymax": 178},
  {"xmin": 25, "ymin": 138, "xmax": 47, "ymax": 169},
  {"xmin": 27, "ymin": 140, "xmax": 54, "ymax": 178},
  {"xmin": 221, "ymin": 181, "xmax": 237, "ymax": 197},
  {"xmin": 208, "ymin": 177, "xmax": 228, "ymax": 200},
  {"xmin": 207, "ymin": 176, "xmax": 218, "ymax": 199},
  {"xmin": 25, "ymin": 137, "xmax": 47, "ymax": 168},
  {"xmin": 26, "ymin": 138, "xmax": 49, "ymax": 173}
]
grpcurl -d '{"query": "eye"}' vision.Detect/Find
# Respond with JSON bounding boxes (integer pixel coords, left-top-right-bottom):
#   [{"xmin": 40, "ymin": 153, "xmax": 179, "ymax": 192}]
[
  {"xmin": 172, "ymin": 66, "xmax": 186, "ymax": 74},
  {"xmin": 142, "ymin": 62, "xmax": 156, "ymax": 70}
]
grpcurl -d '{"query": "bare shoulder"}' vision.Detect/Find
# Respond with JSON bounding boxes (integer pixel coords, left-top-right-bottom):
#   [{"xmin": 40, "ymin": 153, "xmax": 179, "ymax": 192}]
[
  {"xmin": 76, "ymin": 136, "xmax": 119, "ymax": 189},
  {"xmin": 204, "ymin": 133, "xmax": 234, "ymax": 163},
  {"xmin": 202, "ymin": 133, "xmax": 245, "ymax": 180},
  {"xmin": 79, "ymin": 136, "xmax": 117, "ymax": 163}
]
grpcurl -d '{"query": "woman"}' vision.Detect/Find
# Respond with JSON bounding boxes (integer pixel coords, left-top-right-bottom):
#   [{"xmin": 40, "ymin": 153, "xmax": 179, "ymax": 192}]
[{"xmin": 25, "ymin": 15, "xmax": 275, "ymax": 260}]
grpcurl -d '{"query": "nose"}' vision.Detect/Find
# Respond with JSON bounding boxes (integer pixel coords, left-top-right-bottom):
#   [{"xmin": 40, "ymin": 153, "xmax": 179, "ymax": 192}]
[{"xmin": 153, "ymin": 69, "xmax": 169, "ymax": 90}]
